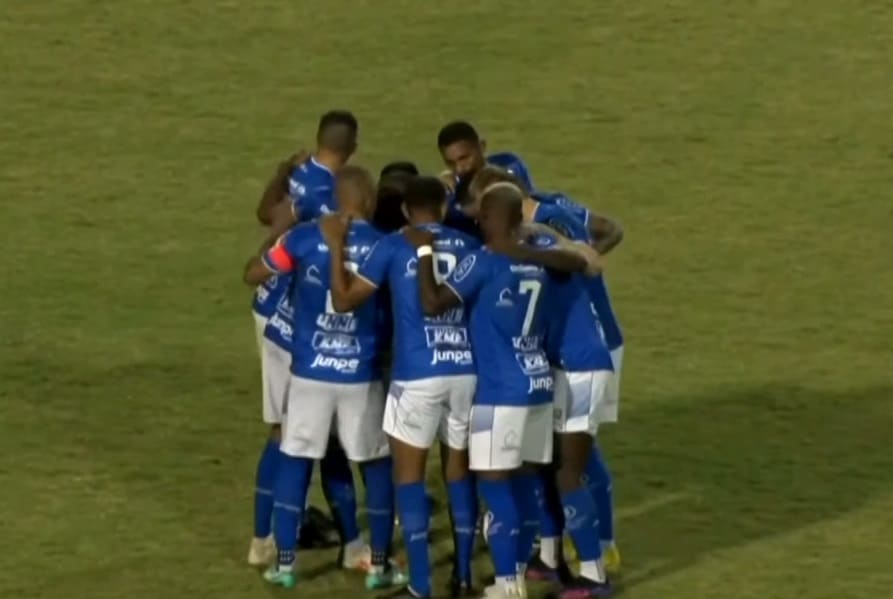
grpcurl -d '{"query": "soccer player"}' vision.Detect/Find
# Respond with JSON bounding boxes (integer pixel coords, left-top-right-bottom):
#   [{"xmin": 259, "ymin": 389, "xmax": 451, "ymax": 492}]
[
  {"xmin": 406, "ymin": 182, "xmax": 587, "ymax": 599},
  {"xmin": 248, "ymin": 112, "xmax": 371, "ymax": 569},
  {"xmin": 469, "ymin": 167, "xmax": 622, "ymax": 584},
  {"xmin": 532, "ymin": 190, "xmax": 624, "ymax": 256},
  {"xmin": 435, "ymin": 121, "xmax": 533, "ymax": 237},
  {"xmin": 244, "ymin": 165, "xmax": 403, "ymax": 591},
  {"xmin": 324, "ymin": 176, "xmax": 481, "ymax": 599},
  {"xmin": 373, "ymin": 161, "xmax": 418, "ymax": 233}
]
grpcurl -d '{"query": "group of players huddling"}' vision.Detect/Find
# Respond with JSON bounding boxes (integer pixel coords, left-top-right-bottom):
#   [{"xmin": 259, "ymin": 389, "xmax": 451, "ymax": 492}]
[{"xmin": 242, "ymin": 111, "xmax": 625, "ymax": 599}]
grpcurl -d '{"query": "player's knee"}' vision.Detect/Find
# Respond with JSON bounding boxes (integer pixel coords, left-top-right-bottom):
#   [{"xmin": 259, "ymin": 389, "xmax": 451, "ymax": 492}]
[{"xmin": 389, "ymin": 436, "xmax": 428, "ymax": 485}]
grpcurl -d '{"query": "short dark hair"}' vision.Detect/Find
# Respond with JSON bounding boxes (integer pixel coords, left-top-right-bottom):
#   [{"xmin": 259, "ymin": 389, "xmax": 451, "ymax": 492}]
[
  {"xmin": 380, "ymin": 161, "xmax": 418, "ymax": 179},
  {"xmin": 404, "ymin": 176, "xmax": 446, "ymax": 213},
  {"xmin": 317, "ymin": 110, "xmax": 358, "ymax": 154},
  {"xmin": 437, "ymin": 121, "xmax": 479, "ymax": 149},
  {"xmin": 374, "ymin": 170, "xmax": 412, "ymax": 233}
]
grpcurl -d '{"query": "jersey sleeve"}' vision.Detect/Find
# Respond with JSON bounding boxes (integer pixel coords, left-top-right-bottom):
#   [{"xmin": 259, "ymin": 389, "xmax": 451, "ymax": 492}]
[
  {"xmin": 541, "ymin": 209, "xmax": 589, "ymax": 244},
  {"xmin": 357, "ymin": 237, "xmax": 392, "ymax": 288},
  {"xmin": 444, "ymin": 251, "xmax": 487, "ymax": 303}
]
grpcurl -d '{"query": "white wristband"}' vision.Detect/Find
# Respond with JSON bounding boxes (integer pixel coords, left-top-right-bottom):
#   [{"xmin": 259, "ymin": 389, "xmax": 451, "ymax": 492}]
[{"xmin": 416, "ymin": 245, "xmax": 433, "ymax": 258}]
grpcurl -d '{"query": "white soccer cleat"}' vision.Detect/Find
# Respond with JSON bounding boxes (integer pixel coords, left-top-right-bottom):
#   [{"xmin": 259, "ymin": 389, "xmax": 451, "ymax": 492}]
[
  {"xmin": 482, "ymin": 581, "xmax": 525, "ymax": 598},
  {"xmin": 341, "ymin": 541, "xmax": 372, "ymax": 571},
  {"xmin": 247, "ymin": 535, "xmax": 276, "ymax": 566}
]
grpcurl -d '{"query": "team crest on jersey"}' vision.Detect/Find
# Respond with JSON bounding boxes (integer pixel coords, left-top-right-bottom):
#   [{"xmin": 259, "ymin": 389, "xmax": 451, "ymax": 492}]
[
  {"xmin": 496, "ymin": 287, "xmax": 514, "ymax": 307},
  {"xmin": 452, "ymin": 254, "xmax": 476, "ymax": 282},
  {"xmin": 289, "ymin": 179, "xmax": 307, "ymax": 197}
]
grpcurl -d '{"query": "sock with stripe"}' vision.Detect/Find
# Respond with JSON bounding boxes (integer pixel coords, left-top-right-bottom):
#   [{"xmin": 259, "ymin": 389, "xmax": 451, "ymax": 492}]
[
  {"xmin": 273, "ymin": 453, "xmax": 313, "ymax": 570},
  {"xmin": 478, "ymin": 478, "xmax": 520, "ymax": 581},
  {"xmin": 585, "ymin": 446, "xmax": 614, "ymax": 545},
  {"xmin": 254, "ymin": 439, "xmax": 279, "ymax": 538},
  {"xmin": 447, "ymin": 475, "xmax": 478, "ymax": 585},
  {"xmin": 360, "ymin": 457, "xmax": 395, "ymax": 572},
  {"xmin": 397, "ymin": 481, "xmax": 431, "ymax": 596}
]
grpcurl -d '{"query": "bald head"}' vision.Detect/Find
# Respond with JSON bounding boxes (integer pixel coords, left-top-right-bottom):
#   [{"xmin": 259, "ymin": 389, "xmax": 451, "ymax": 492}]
[
  {"xmin": 478, "ymin": 181, "xmax": 524, "ymax": 242},
  {"xmin": 335, "ymin": 165, "xmax": 377, "ymax": 219}
]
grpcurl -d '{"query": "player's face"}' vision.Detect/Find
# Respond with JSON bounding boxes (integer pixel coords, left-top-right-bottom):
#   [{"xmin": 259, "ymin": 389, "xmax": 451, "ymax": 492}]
[{"xmin": 440, "ymin": 140, "xmax": 486, "ymax": 179}]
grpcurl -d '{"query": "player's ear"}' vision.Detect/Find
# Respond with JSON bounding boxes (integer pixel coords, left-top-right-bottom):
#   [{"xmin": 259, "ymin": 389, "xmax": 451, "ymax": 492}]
[
  {"xmin": 479, "ymin": 138, "xmax": 487, "ymax": 154},
  {"xmin": 400, "ymin": 202, "xmax": 409, "ymax": 220}
]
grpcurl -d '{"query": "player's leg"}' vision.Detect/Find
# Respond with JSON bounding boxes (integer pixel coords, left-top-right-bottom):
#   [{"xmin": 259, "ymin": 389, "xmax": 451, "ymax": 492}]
[
  {"xmin": 264, "ymin": 376, "xmax": 334, "ymax": 588},
  {"xmin": 249, "ymin": 336, "xmax": 290, "ymax": 566},
  {"xmin": 440, "ymin": 375, "xmax": 478, "ymax": 596},
  {"xmin": 553, "ymin": 370, "xmax": 612, "ymax": 597},
  {"xmin": 381, "ymin": 378, "xmax": 444, "ymax": 598},
  {"xmin": 592, "ymin": 347, "xmax": 622, "ymax": 572},
  {"xmin": 335, "ymin": 381, "xmax": 404, "ymax": 590},
  {"xmin": 470, "ymin": 404, "xmax": 524, "ymax": 597},
  {"xmin": 513, "ymin": 403, "xmax": 554, "ymax": 582},
  {"xmin": 320, "ymin": 436, "xmax": 366, "ymax": 569}
]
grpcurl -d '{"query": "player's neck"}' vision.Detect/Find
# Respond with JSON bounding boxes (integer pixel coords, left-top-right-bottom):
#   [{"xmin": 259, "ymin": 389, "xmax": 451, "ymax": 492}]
[
  {"xmin": 521, "ymin": 197, "xmax": 539, "ymax": 224},
  {"xmin": 313, "ymin": 149, "xmax": 345, "ymax": 172},
  {"xmin": 408, "ymin": 211, "xmax": 439, "ymax": 226}
]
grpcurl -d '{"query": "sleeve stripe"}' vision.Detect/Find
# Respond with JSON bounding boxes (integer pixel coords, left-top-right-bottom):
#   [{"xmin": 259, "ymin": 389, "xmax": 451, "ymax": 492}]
[{"xmin": 443, "ymin": 281, "xmax": 464, "ymax": 303}]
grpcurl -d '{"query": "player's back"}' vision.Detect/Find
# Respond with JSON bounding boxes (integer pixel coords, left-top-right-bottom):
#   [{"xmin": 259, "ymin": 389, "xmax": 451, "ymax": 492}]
[
  {"xmin": 532, "ymin": 190, "xmax": 591, "ymax": 229},
  {"xmin": 456, "ymin": 250, "xmax": 553, "ymax": 406},
  {"xmin": 287, "ymin": 220, "xmax": 383, "ymax": 383},
  {"xmin": 288, "ymin": 157, "xmax": 336, "ymax": 219},
  {"xmin": 377, "ymin": 224, "xmax": 479, "ymax": 381},
  {"xmin": 487, "ymin": 152, "xmax": 533, "ymax": 191}
]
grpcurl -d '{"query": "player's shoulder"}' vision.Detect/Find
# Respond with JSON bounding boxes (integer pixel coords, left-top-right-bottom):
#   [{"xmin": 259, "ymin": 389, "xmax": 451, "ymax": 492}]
[
  {"xmin": 282, "ymin": 221, "xmax": 320, "ymax": 250},
  {"xmin": 289, "ymin": 158, "xmax": 333, "ymax": 191},
  {"xmin": 486, "ymin": 152, "xmax": 532, "ymax": 188},
  {"xmin": 351, "ymin": 219, "xmax": 384, "ymax": 243},
  {"xmin": 537, "ymin": 203, "xmax": 587, "ymax": 241}
]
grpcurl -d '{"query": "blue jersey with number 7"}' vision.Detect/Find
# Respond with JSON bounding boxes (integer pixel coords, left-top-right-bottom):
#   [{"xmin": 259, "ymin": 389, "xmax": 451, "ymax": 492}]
[{"xmin": 445, "ymin": 249, "xmax": 554, "ymax": 407}]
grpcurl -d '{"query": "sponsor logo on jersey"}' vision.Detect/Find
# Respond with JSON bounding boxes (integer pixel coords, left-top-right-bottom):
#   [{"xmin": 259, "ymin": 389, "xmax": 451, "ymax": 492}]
[
  {"xmin": 516, "ymin": 351, "xmax": 550, "ymax": 376},
  {"xmin": 496, "ymin": 287, "xmax": 514, "ymax": 307},
  {"xmin": 316, "ymin": 312, "xmax": 358, "ymax": 333},
  {"xmin": 311, "ymin": 331, "xmax": 361, "ymax": 356},
  {"xmin": 310, "ymin": 354, "xmax": 360, "ymax": 373},
  {"xmin": 430, "ymin": 349, "xmax": 474, "ymax": 366},
  {"xmin": 266, "ymin": 313, "xmax": 293, "ymax": 342},
  {"xmin": 527, "ymin": 374, "xmax": 554, "ymax": 393},
  {"xmin": 426, "ymin": 306, "xmax": 464, "ymax": 324},
  {"xmin": 255, "ymin": 285, "xmax": 270, "ymax": 303},
  {"xmin": 423, "ymin": 326, "xmax": 469, "ymax": 348},
  {"xmin": 404, "ymin": 257, "xmax": 417, "ymax": 278},
  {"xmin": 512, "ymin": 336, "xmax": 542, "ymax": 351},
  {"xmin": 509, "ymin": 264, "xmax": 542, "ymax": 274}
]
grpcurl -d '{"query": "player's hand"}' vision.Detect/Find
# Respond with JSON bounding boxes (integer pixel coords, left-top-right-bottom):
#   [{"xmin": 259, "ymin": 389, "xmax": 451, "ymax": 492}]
[
  {"xmin": 438, "ymin": 170, "xmax": 456, "ymax": 193},
  {"xmin": 403, "ymin": 225, "xmax": 436, "ymax": 249},
  {"xmin": 319, "ymin": 213, "xmax": 351, "ymax": 247}
]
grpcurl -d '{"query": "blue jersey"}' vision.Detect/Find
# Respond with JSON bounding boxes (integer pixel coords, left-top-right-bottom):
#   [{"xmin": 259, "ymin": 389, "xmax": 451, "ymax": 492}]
[
  {"xmin": 445, "ymin": 249, "xmax": 554, "ymax": 407},
  {"xmin": 358, "ymin": 223, "xmax": 480, "ymax": 382},
  {"xmin": 532, "ymin": 191, "xmax": 591, "ymax": 230},
  {"xmin": 530, "ymin": 235, "xmax": 613, "ymax": 373},
  {"xmin": 252, "ymin": 157, "xmax": 336, "ymax": 319},
  {"xmin": 263, "ymin": 220, "xmax": 384, "ymax": 383},
  {"xmin": 444, "ymin": 152, "xmax": 533, "ymax": 238},
  {"xmin": 532, "ymin": 202, "xmax": 624, "ymax": 351}
]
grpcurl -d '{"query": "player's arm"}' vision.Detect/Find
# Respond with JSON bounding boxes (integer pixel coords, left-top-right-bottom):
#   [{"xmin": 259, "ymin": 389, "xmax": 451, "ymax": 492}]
[
  {"xmin": 255, "ymin": 151, "xmax": 308, "ymax": 225},
  {"xmin": 403, "ymin": 228, "xmax": 462, "ymax": 315},
  {"xmin": 320, "ymin": 215, "xmax": 378, "ymax": 312},
  {"xmin": 521, "ymin": 223, "xmax": 602, "ymax": 275},
  {"xmin": 243, "ymin": 230, "xmax": 295, "ymax": 285},
  {"xmin": 588, "ymin": 213, "xmax": 623, "ymax": 255}
]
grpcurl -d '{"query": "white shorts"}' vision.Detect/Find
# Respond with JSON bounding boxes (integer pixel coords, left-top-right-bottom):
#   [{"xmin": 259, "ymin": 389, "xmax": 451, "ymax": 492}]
[
  {"xmin": 252, "ymin": 312, "xmax": 267, "ymax": 355},
  {"xmin": 383, "ymin": 375, "xmax": 476, "ymax": 450},
  {"xmin": 260, "ymin": 338, "xmax": 291, "ymax": 425},
  {"xmin": 469, "ymin": 403, "xmax": 553, "ymax": 471},
  {"xmin": 597, "ymin": 346, "xmax": 624, "ymax": 423},
  {"xmin": 280, "ymin": 376, "xmax": 389, "ymax": 462},
  {"xmin": 553, "ymin": 369, "xmax": 612, "ymax": 436}
]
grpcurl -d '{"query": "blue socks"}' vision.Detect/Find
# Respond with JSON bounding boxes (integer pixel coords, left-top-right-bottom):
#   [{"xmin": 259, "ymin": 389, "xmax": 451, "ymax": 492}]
[
  {"xmin": 537, "ymin": 471, "xmax": 565, "ymax": 540},
  {"xmin": 511, "ymin": 473, "xmax": 541, "ymax": 569},
  {"xmin": 273, "ymin": 453, "xmax": 313, "ymax": 569},
  {"xmin": 320, "ymin": 441, "xmax": 360, "ymax": 544},
  {"xmin": 397, "ymin": 481, "xmax": 431, "ymax": 595},
  {"xmin": 447, "ymin": 476, "xmax": 478, "ymax": 585},
  {"xmin": 478, "ymin": 478, "xmax": 520, "ymax": 580},
  {"xmin": 561, "ymin": 486, "xmax": 602, "ymax": 562},
  {"xmin": 586, "ymin": 446, "xmax": 614, "ymax": 544},
  {"xmin": 254, "ymin": 439, "xmax": 280, "ymax": 538},
  {"xmin": 360, "ymin": 457, "xmax": 395, "ymax": 569}
]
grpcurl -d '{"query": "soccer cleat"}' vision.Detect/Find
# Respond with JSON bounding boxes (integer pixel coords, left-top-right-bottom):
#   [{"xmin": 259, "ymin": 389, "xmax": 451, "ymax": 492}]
[
  {"xmin": 341, "ymin": 541, "xmax": 372, "ymax": 571},
  {"xmin": 365, "ymin": 566, "xmax": 408, "ymax": 591},
  {"xmin": 247, "ymin": 535, "xmax": 276, "ymax": 566},
  {"xmin": 525, "ymin": 555, "xmax": 560, "ymax": 582},
  {"xmin": 262, "ymin": 565, "xmax": 297, "ymax": 589},
  {"xmin": 482, "ymin": 582, "xmax": 525, "ymax": 598},
  {"xmin": 548, "ymin": 576, "xmax": 613, "ymax": 599},
  {"xmin": 601, "ymin": 543, "xmax": 621, "ymax": 575}
]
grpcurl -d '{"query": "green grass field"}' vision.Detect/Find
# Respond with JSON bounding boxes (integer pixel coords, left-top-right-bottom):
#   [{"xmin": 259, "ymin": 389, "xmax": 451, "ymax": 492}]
[{"xmin": 3, "ymin": 2, "xmax": 893, "ymax": 598}]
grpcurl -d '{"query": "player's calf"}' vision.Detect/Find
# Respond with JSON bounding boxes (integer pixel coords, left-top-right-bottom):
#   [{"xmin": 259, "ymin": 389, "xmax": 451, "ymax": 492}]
[{"xmin": 248, "ymin": 424, "xmax": 281, "ymax": 566}]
